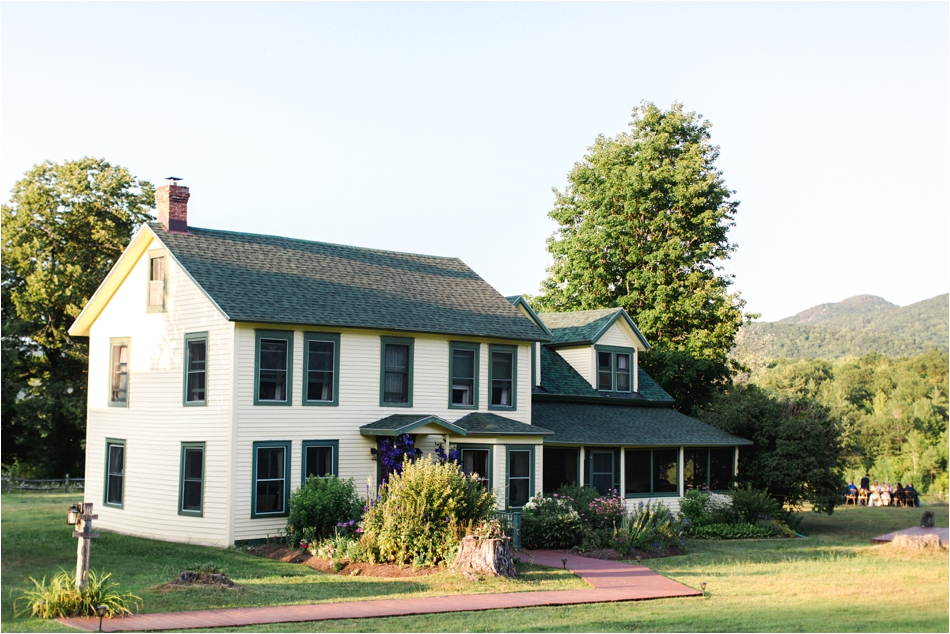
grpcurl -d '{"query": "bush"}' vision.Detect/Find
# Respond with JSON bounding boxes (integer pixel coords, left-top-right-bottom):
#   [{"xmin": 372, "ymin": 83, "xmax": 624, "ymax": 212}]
[
  {"xmin": 556, "ymin": 484, "xmax": 599, "ymax": 517},
  {"xmin": 618, "ymin": 500, "xmax": 686, "ymax": 553},
  {"xmin": 14, "ymin": 570, "xmax": 141, "ymax": 619},
  {"xmin": 360, "ymin": 456, "xmax": 495, "ymax": 566},
  {"xmin": 678, "ymin": 488, "xmax": 711, "ymax": 527},
  {"xmin": 286, "ymin": 475, "xmax": 362, "ymax": 546},
  {"xmin": 689, "ymin": 522, "xmax": 772, "ymax": 539},
  {"xmin": 730, "ymin": 485, "xmax": 783, "ymax": 524},
  {"xmin": 556, "ymin": 485, "xmax": 627, "ymax": 549},
  {"xmin": 520, "ymin": 494, "xmax": 582, "ymax": 548}
]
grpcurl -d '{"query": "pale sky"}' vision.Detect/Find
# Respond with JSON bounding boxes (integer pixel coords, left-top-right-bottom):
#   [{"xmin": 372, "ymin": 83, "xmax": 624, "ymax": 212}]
[{"xmin": 2, "ymin": 2, "xmax": 947, "ymax": 321}]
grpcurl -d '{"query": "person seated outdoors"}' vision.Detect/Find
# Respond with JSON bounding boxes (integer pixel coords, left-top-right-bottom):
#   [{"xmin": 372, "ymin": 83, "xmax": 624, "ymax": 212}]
[
  {"xmin": 893, "ymin": 482, "xmax": 905, "ymax": 506},
  {"xmin": 904, "ymin": 483, "xmax": 919, "ymax": 507},
  {"xmin": 868, "ymin": 480, "xmax": 882, "ymax": 507},
  {"xmin": 881, "ymin": 482, "xmax": 891, "ymax": 506},
  {"xmin": 845, "ymin": 480, "xmax": 858, "ymax": 504}
]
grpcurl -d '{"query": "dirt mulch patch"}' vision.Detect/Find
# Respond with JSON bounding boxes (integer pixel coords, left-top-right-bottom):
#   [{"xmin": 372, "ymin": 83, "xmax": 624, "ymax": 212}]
[
  {"xmin": 156, "ymin": 571, "xmax": 240, "ymax": 591},
  {"xmin": 544, "ymin": 546, "xmax": 686, "ymax": 561},
  {"xmin": 251, "ymin": 544, "xmax": 443, "ymax": 578}
]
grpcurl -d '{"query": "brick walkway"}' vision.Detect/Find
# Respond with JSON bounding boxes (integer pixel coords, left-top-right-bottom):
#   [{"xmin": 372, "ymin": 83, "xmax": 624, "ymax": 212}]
[{"xmin": 59, "ymin": 550, "xmax": 701, "ymax": 632}]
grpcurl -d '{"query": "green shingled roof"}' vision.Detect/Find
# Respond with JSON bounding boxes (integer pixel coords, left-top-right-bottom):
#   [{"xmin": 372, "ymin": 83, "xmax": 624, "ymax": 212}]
[
  {"xmin": 152, "ymin": 224, "xmax": 549, "ymax": 342},
  {"xmin": 532, "ymin": 402, "xmax": 752, "ymax": 447},
  {"xmin": 359, "ymin": 413, "xmax": 550, "ymax": 437},
  {"xmin": 539, "ymin": 347, "xmax": 599, "ymax": 396},
  {"xmin": 636, "ymin": 369, "xmax": 675, "ymax": 402},
  {"xmin": 538, "ymin": 308, "xmax": 620, "ymax": 345},
  {"xmin": 453, "ymin": 412, "xmax": 552, "ymax": 436}
]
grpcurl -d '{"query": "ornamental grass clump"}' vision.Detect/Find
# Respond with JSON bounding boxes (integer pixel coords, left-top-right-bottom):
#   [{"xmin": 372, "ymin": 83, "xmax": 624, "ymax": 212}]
[
  {"xmin": 286, "ymin": 475, "xmax": 362, "ymax": 547},
  {"xmin": 14, "ymin": 569, "xmax": 141, "ymax": 619},
  {"xmin": 614, "ymin": 500, "xmax": 686, "ymax": 553},
  {"xmin": 360, "ymin": 456, "xmax": 495, "ymax": 566},
  {"xmin": 520, "ymin": 493, "xmax": 582, "ymax": 548}
]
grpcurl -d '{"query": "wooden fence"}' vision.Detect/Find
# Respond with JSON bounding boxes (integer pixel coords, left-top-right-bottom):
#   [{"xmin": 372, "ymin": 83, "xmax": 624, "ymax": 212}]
[{"xmin": 4, "ymin": 475, "xmax": 84, "ymax": 494}]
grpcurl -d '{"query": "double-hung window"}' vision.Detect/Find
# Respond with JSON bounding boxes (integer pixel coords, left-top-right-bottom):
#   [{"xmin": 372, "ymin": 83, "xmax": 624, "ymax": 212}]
[
  {"xmin": 596, "ymin": 346, "xmax": 633, "ymax": 393},
  {"xmin": 380, "ymin": 337, "xmax": 413, "ymax": 406},
  {"xmin": 304, "ymin": 333, "xmax": 340, "ymax": 406},
  {"xmin": 183, "ymin": 332, "xmax": 208, "ymax": 405},
  {"xmin": 460, "ymin": 446, "xmax": 491, "ymax": 490},
  {"xmin": 685, "ymin": 448, "xmax": 735, "ymax": 491},
  {"xmin": 179, "ymin": 442, "xmax": 205, "ymax": 515},
  {"xmin": 301, "ymin": 440, "xmax": 339, "ymax": 482},
  {"xmin": 255, "ymin": 330, "xmax": 293, "ymax": 405},
  {"xmin": 109, "ymin": 338, "xmax": 131, "ymax": 407},
  {"xmin": 506, "ymin": 446, "xmax": 533, "ymax": 508},
  {"xmin": 625, "ymin": 448, "xmax": 679, "ymax": 496},
  {"xmin": 147, "ymin": 253, "xmax": 166, "ymax": 312},
  {"xmin": 449, "ymin": 342, "xmax": 479, "ymax": 409},
  {"xmin": 104, "ymin": 439, "xmax": 125, "ymax": 507},
  {"xmin": 489, "ymin": 345, "xmax": 517, "ymax": 410},
  {"xmin": 252, "ymin": 441, "xmax": 291, "ymax": 517}
]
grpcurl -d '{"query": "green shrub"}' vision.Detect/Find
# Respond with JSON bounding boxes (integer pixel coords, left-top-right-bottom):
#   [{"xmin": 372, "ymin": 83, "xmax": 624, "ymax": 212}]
[
  {"xmin": 618, "ymin": 500, "xmax": 686, "ymax": 552},
  {"xmin": 14, "ymin": 570, "xmax": 141, "ymax": 619},
  {"xmin": 556, "ymin": 484, "xmax": 599, "ymax": 517},
  {"xmin": 361, "ymin": 456, "xmax": 495, "ymax": 566},
  {"xmin": 520, "ymin": 494, "xmax": 582, "ymax": 548},
  {"xmin": 678, "ymin": 488, "xmax": 711, "ymax": 527},
  {"xmin": 689, "ymin": 522, "xmax": 772, "ymax": 539},
  {"xmin": 730, "ymin": 485, "xmax": 782, "ymax": 524},
  {"xmin": 756, "ymin": 518, "xmax": 797, "ymax": 538},
  {"xmin": 286, "ymin": 475, "xmax": 362, "ymax": 546}
]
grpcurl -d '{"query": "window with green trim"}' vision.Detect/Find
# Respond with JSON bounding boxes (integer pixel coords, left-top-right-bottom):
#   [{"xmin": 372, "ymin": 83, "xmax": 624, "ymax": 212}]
[
  {"xmin": 449, "ymin": 342, "xmax": 479, "ymax": 409},
  {"xmin": 179, "ymin": 443, "xmax": 205, "ymax": 515},
  {"xmin": 109, "ymin": 338, "xmax": 130, "ymax": 407},
  {"xmin": 104, "ymin": 439, "xmax": 125, "ymax": 507},
  {"xmin": 506, "ymin": 446, "xmax": 534, "ymax": 508},
  {"xmin": 302, "ymin": 440, "xmax": 339, "ymax": 482},
  {"xmin": 596, "ymin": 346, "xmax": 633, "ymax": 392},
  {"xmin": 625, "ymin": 448, "xmax": 679, "ymax": 496},
  {"xmin": 255, "ymin": 330, "xmax": 293, "ymax": 405},
  {"xmin": 684, "ymin": 448, "xmax": 735, "ymax": 491},
  {"xmin": 304, "ymin": 333, "xmax": 340, "ymax": 405},
  {"xmin": 459, "ymin": 445, "xmax": 491, "ymax": 490},
  {"xmin": 380, "ymin": 337, "xmax": 413, "ymax": 406},
  {"xmin": 252, "ymin": 441, "xmax": 291, "ymax": 517},
  {"xmin": 184, "ymin": 332, "xmax": 207, "ymax": 405},
  {"xmin": 489, "ymin": 345, "xmax": 517, "ymax": 409}
]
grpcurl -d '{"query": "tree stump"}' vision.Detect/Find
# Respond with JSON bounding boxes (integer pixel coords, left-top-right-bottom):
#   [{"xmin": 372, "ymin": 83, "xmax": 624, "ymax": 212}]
[
  {"xmin": 453, "ymin": 536, "xmax": 516, "ymax": 578},
  {"xmin": 892, "ymin": 534, "xmax": 943, "ymax": 550}
]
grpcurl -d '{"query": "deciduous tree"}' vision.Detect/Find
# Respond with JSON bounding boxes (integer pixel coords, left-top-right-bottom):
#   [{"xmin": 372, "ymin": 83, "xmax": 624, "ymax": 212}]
[{"xmin": 1, "ymin": 158, "xmax": 154, "ymax": 476}]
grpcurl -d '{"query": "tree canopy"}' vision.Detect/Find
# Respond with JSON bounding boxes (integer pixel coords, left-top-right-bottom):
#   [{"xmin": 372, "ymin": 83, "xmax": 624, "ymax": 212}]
[
  {"xmin": 535, "ymin": 101, "xmax": 747, "ymax": 409},
  {"xmin": 2, "ymin": 158, "xmax": 154, "ymax": 476}
]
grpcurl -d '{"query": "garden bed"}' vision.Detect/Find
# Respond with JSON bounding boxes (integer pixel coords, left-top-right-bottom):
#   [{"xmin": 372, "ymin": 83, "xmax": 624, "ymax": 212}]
[{"xmin": 251, "ymin": 545, "xmax": 443, "ymax": 578}]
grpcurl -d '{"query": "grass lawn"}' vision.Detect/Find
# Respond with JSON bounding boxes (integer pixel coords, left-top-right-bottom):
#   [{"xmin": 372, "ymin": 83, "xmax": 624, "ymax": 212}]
[
  {"xmin": 1, "ymin": 492, "xmax": 584, "ymax": 632},
  {"xmin": 3, "ymin": 493, "xmax": 948, "ymax": 632}
]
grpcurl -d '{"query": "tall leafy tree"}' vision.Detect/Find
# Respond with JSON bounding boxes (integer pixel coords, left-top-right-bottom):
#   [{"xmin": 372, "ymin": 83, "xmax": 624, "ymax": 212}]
[
  {"xmin": 536, "ymin": 102, "xmax": 747, "ymax": 410},
  {"xmin": 2, "ymin": 158, "xmax": 154, "ymax": 476}
]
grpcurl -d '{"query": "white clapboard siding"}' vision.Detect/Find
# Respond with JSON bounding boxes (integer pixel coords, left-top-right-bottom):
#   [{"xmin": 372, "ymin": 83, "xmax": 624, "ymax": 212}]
[
  {"xmin": 555, "ymin": 346, "xmax": 595, "ymax": 387},
  {"xmin": 624, "ymin": 497, "xmax": 681, "ymax": 514},
  {"xmin": 597, "ymin": 321, "xmax": 639, "ymax": 349},
  {"xmin": 84, "ymin": 238, "xmax": 234, "ymax": 547},
  {"xmin": 232, "ymin": 325, "xmax": 536, "ymax": 541}
]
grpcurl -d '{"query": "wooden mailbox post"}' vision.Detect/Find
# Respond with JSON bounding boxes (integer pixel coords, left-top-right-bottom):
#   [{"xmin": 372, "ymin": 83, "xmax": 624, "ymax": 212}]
[{"xmin": 71, "ymin": 502, "xmax": 100, "ymax": 588}]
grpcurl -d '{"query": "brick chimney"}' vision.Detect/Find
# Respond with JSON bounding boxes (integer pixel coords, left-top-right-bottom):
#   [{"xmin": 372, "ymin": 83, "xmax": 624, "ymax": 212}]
[{"xmin": 156, "ymin": 181, "xmax": 191, "ymax": 234}]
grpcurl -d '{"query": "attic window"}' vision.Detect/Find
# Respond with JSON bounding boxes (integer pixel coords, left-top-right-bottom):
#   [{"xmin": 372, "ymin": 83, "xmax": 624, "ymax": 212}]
[
  {"xmin": 147, "ymin": 255, "xmax": 166, "ymax": 312},
  {"xmin": 596, "ymin": 347, "xmax": 632, "ymax": 393}
]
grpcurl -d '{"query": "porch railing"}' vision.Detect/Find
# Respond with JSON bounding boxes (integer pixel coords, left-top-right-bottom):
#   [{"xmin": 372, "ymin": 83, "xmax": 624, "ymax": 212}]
[{"xmin": 489, "ymin": 510, "xmax": 522, "ymax": 549}]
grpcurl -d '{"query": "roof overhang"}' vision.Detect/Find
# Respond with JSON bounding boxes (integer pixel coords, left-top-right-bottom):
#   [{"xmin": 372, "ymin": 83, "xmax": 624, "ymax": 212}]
[{"xmin": 360, "ymin": 415, "xmax": 468, "ymax": 437}]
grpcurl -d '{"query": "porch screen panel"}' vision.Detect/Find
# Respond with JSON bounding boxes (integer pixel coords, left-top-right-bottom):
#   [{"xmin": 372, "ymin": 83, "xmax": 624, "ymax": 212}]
[
  {"xmin": 684, "ymin": 449, "xmax": 708, "ymax": 489},
  {"xmin": 624, "ymin": 449, "xmax": 651, "ymax": 494},
  {"xmin": 653, "ymin": 449, "xmax": 678, "ymax": 493},
  {"xmin": 709, "ymin": 448, "xmax": 735, "ymax": 490},
  {"xmin": 590, "ymin": 451, "xmax": 614, "ymax": 495},
  {"xmin": 543, "ymin": 447, "xmax": 578, "ymax": 493}
]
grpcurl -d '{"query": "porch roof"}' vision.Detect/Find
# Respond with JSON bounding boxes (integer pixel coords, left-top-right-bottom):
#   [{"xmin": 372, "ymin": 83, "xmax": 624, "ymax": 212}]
[
  {"xmin": 360, "ymin": 413, "xmax": 552, "ymax": 437},
  {"xmin": 532, "ymin": 401, "xmax": 752, "ymax": 447}
]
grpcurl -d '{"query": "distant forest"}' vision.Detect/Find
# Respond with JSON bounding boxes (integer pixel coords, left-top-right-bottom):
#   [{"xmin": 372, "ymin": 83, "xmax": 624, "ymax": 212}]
[
  {"xmin": 731, "ymin": 293, "xmax": 949, "ymax": 493},
  {"xmin": 735, "ymin": 294, "xmax": 948, "ymax": 360}
]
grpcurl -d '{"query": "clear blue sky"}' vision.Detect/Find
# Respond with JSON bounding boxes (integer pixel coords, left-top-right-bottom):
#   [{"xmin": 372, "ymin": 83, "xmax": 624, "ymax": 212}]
[{"xmin": 3, "ymin": 2, "xmax": 947, "ymax": 321}]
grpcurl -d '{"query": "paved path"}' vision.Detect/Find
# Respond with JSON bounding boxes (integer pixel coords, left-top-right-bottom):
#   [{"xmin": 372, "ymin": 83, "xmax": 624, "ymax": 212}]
[
  {"xmin": 60, "ymin": 550, "xmax": 701, "ymax": 632},
  {"xmin": 870, "ymin": 526, "xmax": 949, "ymax": 546}
]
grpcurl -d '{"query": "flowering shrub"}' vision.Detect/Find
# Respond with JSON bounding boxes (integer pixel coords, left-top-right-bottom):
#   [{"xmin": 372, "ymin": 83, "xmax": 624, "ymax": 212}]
[
  {"xmin": 379, "ymin": 434, "xmax": 421, "ymax": 481},
  {"xmin": 584, "ymin": 490, "xmax": 626, "ymax": 530},
  {"xmin": 286, "ymin": 475, "xmax": 362, "ymax": 547},
  {"xmin": 520, "ymin": 493, "xmax": 583, "ymax": 548},
  {"xmin": 361, "ymin": 456, "xmax": 495, "ymax": 566},
  {"xmin": 679, "ymin": 486, "xmax": 795, "ymax": 540}
]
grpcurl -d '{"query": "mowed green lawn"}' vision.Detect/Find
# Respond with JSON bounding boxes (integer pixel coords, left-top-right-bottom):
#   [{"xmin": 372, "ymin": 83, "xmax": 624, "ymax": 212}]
[{"xmin": 3, "ymin": 492, "xmax": 948, "ymax": 632}]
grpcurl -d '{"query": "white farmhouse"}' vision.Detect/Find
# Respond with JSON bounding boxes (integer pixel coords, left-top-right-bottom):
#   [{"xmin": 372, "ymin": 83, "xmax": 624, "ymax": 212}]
[{"xmin": 69, "ymin": 182, "xmax": 750, "ymax": 547}]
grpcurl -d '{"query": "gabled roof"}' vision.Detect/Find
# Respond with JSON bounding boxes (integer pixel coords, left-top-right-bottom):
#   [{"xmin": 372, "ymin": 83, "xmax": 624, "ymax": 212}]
[
  {"xmin": 505, "ymin": 295, "xmax": 553, "ymax": 339},
  {"xmin": 532, "ymin": 401, "xmax": 752, "ymax": 447},
  {"xmin": 538, "ymin": 307, "xmax": 649, "ymax": 350},
  {"xmin": 537, "ymin": 346, "xmax": 675, "ymax": 403},
  {"xmin": 72, "ymin": 223, "xmax": 551, "ymax": 342},
  {"xmin": 359, "ymin": 413, "xmax": 551, "ymax": 437}
]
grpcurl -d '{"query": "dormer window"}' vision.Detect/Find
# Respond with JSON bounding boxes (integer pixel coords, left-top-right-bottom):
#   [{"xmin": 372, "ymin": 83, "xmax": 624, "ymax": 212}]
[
  {"xmin": 596, "ymin": 347, "xmax": 633, "ymax": 392},
  {"xmin": 147, "ymin": 254, "xmax": 166, "ymax": 312}
]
